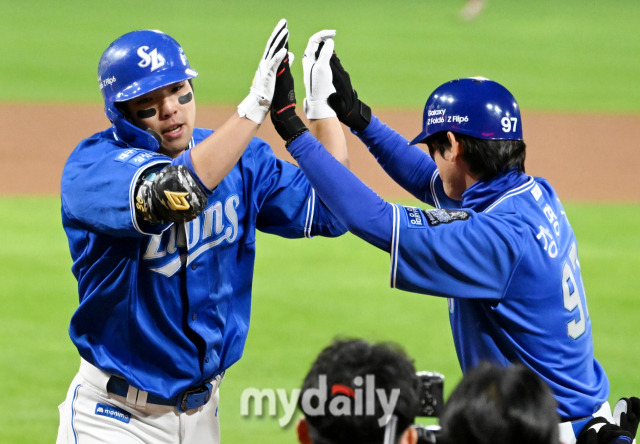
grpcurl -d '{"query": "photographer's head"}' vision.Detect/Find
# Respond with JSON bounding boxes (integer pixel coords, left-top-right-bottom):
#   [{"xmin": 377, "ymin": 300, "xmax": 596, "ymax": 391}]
[
  {"xmin": 297, "ymin": 338, "xmax": 421, "ymax": 444},
  {"xmin": 438, "ymin": 362, "xmax": 560, "ymax": 444}
]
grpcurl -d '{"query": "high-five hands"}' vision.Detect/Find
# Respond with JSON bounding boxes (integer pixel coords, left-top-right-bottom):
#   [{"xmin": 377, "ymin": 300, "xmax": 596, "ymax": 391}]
[
  {"xmin": 269, "ymin": 27, "xmax": 309, "ymax": 146},
  {"xmin": 326, "ymin": 43, "xmax": 371, "ymax": 132},
  {"xmin": 302, "ymin": 30, "xmax": 337, "ymax": 120},
  {"xmin": 238, "ymin": 19, "xmax": 289, "ymax": 124}
]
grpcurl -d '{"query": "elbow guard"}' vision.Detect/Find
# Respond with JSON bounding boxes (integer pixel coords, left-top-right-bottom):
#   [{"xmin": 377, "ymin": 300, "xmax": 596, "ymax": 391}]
[{"xmin": 135, "ymin": 165, "xmax": 208, "ymax": 224}]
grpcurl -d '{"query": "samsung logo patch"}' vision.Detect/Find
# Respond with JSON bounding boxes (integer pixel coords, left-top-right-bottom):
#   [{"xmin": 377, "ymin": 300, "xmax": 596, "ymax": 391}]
[{"xmin": 95, "ymin": 403, "xmax": 131, "ymax": 423}]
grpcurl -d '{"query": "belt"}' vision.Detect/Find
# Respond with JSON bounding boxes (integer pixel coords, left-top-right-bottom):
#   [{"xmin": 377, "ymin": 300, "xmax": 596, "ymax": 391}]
[{"xmin": 106, "ymin": 372, "xmax": 224, "ymax": 413}]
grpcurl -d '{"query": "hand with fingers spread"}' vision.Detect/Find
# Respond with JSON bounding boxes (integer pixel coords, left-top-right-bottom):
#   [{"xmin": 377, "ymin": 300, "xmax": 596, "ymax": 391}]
[
  {"xmin": 327, "ymin": 46, "xmax": 371, "ymax": 132},
  {"xmin": 238, "ymin": 18, "xmax": 289, "ymax": 124},
  {"xmin": 269, "ymin": 40, "xmax": 308, "ymax": 146},
  {"xmin": 302, "ymin": 30, "xmax": 337, "ymax": 120}
]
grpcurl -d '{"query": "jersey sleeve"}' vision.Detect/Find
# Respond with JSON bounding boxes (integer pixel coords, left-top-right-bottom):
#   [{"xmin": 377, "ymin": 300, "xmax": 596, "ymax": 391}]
[
  {"xmin": 245, "ymin": 137, "xmax": 347, "ymax": 238},
  {"xmin": 354, "ymin": 116, "xmax": 461, "ymax": 209},
  {"xmin": 390, "ymin": 205, "xmax": 524, "ymax": 300},
  {"xmin": 286, "ymin": 131, "xmax": 396, "ymax": 250},
  {"xmin": 61, "ymin": 140, "xmax": 172, "ymax": 237},
  {"xmin": 286, "ymin": 132, "xmax": 524, "ymax": 299}
]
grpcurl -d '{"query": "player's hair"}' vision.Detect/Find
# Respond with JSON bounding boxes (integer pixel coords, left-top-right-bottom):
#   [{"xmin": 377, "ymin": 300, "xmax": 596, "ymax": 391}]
[
  {"xmin": 299, "ymin": 338, "xmax": 420, "ymax": 444},
  {"xmin": 438, "ymin": 362, "xmax": 560, "ymax": 444},
  {"xmin": 426, "ymin": 131, "xmax": 526, "ymax": 180}
]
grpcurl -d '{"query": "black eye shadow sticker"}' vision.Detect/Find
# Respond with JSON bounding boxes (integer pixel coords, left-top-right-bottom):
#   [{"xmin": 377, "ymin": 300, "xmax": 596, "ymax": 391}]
[
  {"xmin": 178, "ymin": 92, "xmax": 193, "ymax": 105},
  {"xmin": 136, "ymin": 108, "xmax": 157, "ymax": 119}
]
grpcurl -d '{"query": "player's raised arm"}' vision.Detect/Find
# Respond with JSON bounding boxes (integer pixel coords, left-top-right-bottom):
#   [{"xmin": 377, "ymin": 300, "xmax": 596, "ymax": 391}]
[
  {"xmin": 132, "ymin": 20, "xmax": 289, "ymax": 226},
  {"xmin": 187, "ymin": 19, "xmax": 289, "ymax": 189},
  {"xmin": 301, "ymin": 30, "xmax": 349, "ymax": 168}
]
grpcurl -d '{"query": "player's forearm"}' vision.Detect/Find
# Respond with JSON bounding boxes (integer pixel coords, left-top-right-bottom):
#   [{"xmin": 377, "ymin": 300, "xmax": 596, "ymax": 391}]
[
  {"xmin": 308, "ymin": 117, "xmax": 349, "ymax": 168},
  {"xmin": 287, "ymin": 131, "xmax": 393, "ymax": 251},
  {"xmin": 357, "ymin": 116, "xmax": 436, "ymax": 202},
  {"xmin": 188, "ymin": 114, "xmax": 258, "ymax": 190}
]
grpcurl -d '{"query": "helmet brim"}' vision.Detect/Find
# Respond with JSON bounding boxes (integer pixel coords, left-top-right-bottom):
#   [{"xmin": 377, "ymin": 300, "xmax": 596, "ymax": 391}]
[
  {"xmin": 408, "ymin": 130, "xmax": 428, "ymax": 146},
  {"xmin": 113, "ymin": 68, "xmax": 198, "ymax": 103}
]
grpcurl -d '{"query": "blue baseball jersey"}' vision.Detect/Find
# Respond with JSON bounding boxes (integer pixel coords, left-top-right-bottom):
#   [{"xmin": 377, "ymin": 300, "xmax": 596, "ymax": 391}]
[
  {"xmin": 61, "ymin": 127, "xmax": 346, "ymax": 400},
  {"xmin": 286, "ymin": 118, "xmax": 609, "ymax": 420}
]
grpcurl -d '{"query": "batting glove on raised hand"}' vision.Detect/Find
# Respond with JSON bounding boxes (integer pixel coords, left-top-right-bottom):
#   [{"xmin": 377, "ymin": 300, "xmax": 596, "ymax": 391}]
[
  {"xmin": 576, "ymin": 417, "xmax": 634, "ymax": 444},
  {"xmin": 269, "ymin": 42, "xmax": 308, "ymax": 146},
  {"xmin": 614, "ymin": 397, "xmax": 640, "ymax": 438},
  {"xmin": 327, "ymin": 49, "xmax": 371, "ymax": 132},
  {"xmin": 237, "ymin": 18, "xmax": 289, "ymax": 124},
  {"xmin": 302, "ymin": 30, "xmax": 337, "ymax": 120}
]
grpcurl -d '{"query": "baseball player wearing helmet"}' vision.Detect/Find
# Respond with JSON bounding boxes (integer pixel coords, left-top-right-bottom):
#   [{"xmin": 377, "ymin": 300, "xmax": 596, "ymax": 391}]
[
  {"xmin": 272, "ymin": 33, "xmax": 635, "ymax": 444},
  {"xmin": 56, "ymin": 20, "xmax": 347, "ymax": 444}
]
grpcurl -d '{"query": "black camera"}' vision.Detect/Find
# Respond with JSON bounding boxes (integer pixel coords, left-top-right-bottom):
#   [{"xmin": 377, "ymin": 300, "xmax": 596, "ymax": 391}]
[
  {"xmin": 414, "ymin": 371, "xmax": 444, "ymax": 444},
  {"xmin": 413, "ymin": 424, "xmax": 441, "ymax": 444},
  {"xmin": 383, "ymin": 371, "xmax": 445, "ymax": 444},
  {"xmin": 416, "ymin": 371, "xmax": 444, "ymax": 417}
]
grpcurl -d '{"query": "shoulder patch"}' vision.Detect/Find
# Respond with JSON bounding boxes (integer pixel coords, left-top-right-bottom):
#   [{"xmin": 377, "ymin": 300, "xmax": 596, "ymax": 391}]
[
  {"xmin": 404, "ymin": 206, "xmax": 427, "ymax": 228},
  {"xmin": 114, "ymin": 149, "xmax": 165, "ymax": 166},
  {"xmin": 424, "ymin": 208, "xmax": 471, "ymax": 226}
]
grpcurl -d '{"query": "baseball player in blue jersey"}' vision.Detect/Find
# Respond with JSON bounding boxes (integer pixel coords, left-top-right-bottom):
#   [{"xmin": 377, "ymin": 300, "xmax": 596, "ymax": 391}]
[
  {"xmin": 56, "ymin": 20, "xmax": 347, "ymax": 444},
  {"xmin": 270, "ymin": 33, "xmax": 639, "ymax": 444}
]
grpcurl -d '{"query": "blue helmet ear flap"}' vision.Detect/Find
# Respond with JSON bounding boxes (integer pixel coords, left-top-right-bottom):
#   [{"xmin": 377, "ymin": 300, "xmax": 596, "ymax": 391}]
[{"xmin": 107, "ymin": 105, "xmax": 161, "ymax": 151}]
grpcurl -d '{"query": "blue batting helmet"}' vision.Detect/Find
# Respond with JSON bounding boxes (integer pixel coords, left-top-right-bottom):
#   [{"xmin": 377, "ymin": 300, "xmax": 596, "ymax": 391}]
[
  {"xmin": 97, "ymin": 30, "xmax": 198, "ymax": 151},
  {"xmin": 409, "ymin": 77, "xmax": 523, "ymax": 145}
]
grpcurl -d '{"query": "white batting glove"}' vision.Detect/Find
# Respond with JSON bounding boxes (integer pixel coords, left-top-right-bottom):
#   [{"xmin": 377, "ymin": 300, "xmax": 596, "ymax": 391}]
[
  {"xmin": 302, "ymin": 30, "xmax": 337, "ymax": 120},
  {"xmin": 238, "ymin": 19, "xmax": 289, "ymax": 124}
]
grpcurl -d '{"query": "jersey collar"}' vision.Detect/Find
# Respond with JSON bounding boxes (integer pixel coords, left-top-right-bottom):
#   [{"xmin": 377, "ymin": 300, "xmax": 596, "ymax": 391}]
[{"xmin": 461, "ymin": 169, "xmax": 529, "ymax": 212}]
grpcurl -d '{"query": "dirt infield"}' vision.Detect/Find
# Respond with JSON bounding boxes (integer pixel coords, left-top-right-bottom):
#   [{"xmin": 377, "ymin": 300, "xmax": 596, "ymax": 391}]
[{"xmin": 1, "ymin": 104, "xmax": 638, "ymax": 201}]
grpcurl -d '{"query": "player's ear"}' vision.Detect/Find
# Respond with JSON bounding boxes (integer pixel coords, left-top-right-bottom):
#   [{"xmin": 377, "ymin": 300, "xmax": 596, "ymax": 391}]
[
  {"xmin": 296, "ymin": 418, "xmax": 313, "ymax": 444},
  {"xmin": 445, "ymin": 131, "xmax": 461, "ymax": 161}
]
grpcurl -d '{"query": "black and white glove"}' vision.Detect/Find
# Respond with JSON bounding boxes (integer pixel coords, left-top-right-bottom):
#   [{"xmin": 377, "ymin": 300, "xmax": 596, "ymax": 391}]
[
  {"xmin": 238, "ymin": 19, "xmax": 289, "ymax": 124},
  {"xmin": 270, "ymin": 42, "xmax": 308, "ymax": 146},
  {"xmin": 614, "ymin": 397, "xmax": 640, "ymax": 439},
  {"xmin": 302, "ymin": 30, "xmax": 337, "ymax": 120},
  {"xmin": 576, "ymin": 417, "xmax": 634, "ymax": 444},
  {"xmin": 326, "ymin": 48, "xmax": 371, "ymax": 132}
]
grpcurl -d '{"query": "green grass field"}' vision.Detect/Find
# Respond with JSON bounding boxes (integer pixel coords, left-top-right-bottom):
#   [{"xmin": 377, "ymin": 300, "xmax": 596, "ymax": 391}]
[
  {"xmin": 1, "ymin": 0, "xmax": 639, "ymax": 443},
  {"xmin": 2, "ymin": 0, "xmax": 640, "ymax": 111},
  {"xmin": 1, "ymin": 199, "xmax": 639, "ymax": 443}
]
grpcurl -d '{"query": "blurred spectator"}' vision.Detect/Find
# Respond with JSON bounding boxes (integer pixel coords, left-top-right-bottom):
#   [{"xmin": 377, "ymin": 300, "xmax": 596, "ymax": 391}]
[
  {"xmin": 438, "ymin": 362, "xmax": 560, "ymax": 444},
  {"xmin": 296, "ymin": 338, "xmax": 421, "ymax": 444}
]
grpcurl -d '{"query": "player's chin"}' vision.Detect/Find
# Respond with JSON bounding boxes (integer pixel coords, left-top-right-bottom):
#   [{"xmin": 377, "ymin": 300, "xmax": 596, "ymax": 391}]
[
  {"xmin": 159, "ymin": 139, "xmax": 190, "ymax": 158},
  {"xmin": 161, "ymin": 130, "xmax": 192, "ymax": 156}
]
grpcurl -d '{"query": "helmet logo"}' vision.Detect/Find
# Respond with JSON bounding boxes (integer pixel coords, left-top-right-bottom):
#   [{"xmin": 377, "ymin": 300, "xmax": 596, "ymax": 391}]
[
  {"xmin": 427, "ymin": 109, "xmax": 446, "ymax": 125},
  {"xmin": 137, "ymin": 46, "xmax": 166, "ymax": 72},
  {"xmin": 99, "ymin": 75, "xmax": 117, "ymax": 90}
]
